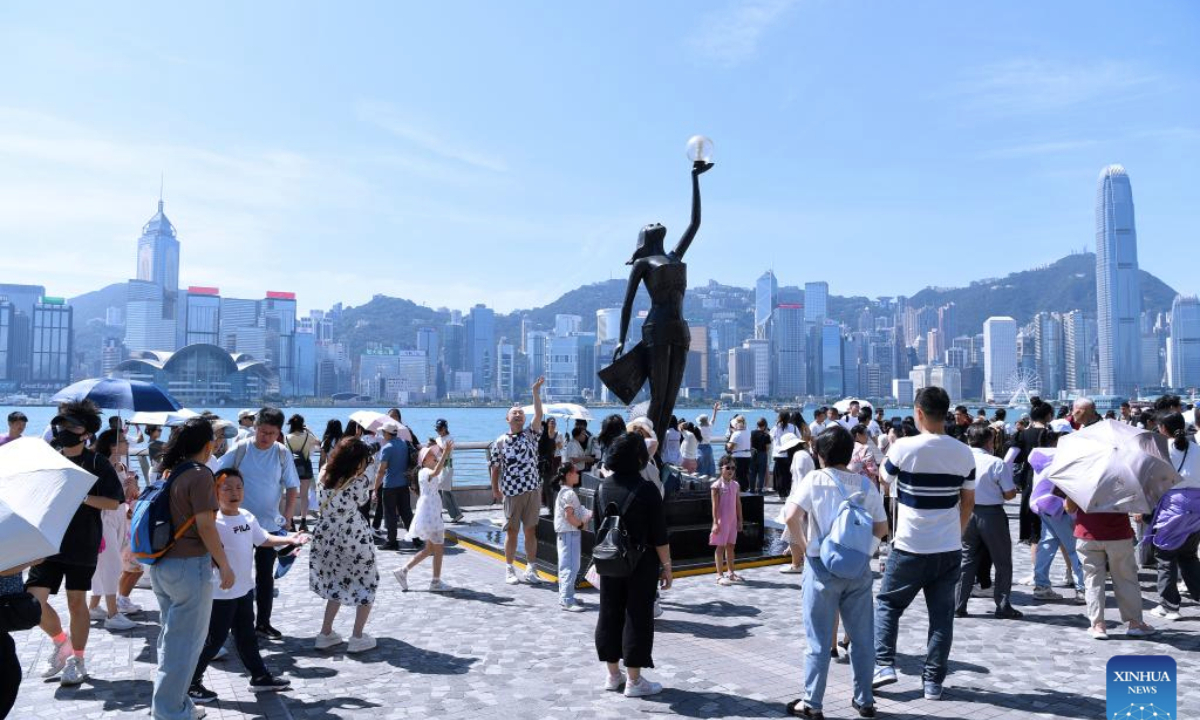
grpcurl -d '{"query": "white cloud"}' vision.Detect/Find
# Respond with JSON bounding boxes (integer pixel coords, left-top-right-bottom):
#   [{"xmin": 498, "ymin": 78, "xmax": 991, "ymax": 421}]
[
  {"xmin": 956, "ymin": 59, "xmax": 1164, "ymax": 115},
  {"xmin": 356, "ymin": 101, "xmax": 508, "ymax": 173},
  {"xmin": 687, "ymin": 0, "xmax": 799, "ymax": 66}
]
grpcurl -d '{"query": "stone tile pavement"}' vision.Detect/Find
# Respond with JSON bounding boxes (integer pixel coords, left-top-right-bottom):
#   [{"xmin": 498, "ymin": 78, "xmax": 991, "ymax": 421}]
[{"xmin": 9, "ymin": 501, "xmax": 1199, "ymax": 719}]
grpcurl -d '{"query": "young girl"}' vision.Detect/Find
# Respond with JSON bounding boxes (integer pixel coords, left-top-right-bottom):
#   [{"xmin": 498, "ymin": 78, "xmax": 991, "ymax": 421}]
[
  {"xmin": 710, "ymin": 455, "xmax": 744, "ymax": 585},
  {"xmin": 189, "ymin": 469, "xmax": 304, "ymax": 704},
  {"xmin": 394, "ymin": 440, "xmax": 454, "ymax": 592},
  {"xmin": 553, "ymin": 464, "xmax": 592, "ymax": 612}
]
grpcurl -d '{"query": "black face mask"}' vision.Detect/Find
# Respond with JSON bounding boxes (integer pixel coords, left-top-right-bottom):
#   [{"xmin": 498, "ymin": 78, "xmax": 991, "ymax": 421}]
[{"xmin": 54, "ymin": 428, "xmax": 86, "ymax": 449}]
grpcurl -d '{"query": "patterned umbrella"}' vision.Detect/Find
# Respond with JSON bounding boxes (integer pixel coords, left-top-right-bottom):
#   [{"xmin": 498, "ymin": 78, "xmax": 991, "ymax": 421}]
[{"xmin": 50, "ymin": 378, "xmax": 182, "ymax": 412}]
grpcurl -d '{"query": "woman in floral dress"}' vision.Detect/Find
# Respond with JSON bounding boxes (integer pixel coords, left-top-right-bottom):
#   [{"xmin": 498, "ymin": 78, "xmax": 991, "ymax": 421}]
[{"xmin": 309, "ymin": 437, "xmax": 379, "ymax": 654}]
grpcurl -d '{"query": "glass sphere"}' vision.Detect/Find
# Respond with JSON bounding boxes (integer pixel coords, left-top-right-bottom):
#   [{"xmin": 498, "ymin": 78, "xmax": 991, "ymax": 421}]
[{"xmin": 686, "ymin": 135, "xmax": 714, "ymax": 163}]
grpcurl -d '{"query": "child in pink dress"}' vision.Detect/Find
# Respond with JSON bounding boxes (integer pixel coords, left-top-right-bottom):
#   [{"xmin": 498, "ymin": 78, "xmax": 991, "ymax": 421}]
[{"xmin": 710, "ymin": 455, "xmax": 744, "ymax": 585}]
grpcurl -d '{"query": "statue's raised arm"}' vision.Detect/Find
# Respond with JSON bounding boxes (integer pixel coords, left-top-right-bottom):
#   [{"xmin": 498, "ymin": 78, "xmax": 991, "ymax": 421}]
[{"xmin": 669, "ymin": 160, "xmax": 713, "ymax": 260}]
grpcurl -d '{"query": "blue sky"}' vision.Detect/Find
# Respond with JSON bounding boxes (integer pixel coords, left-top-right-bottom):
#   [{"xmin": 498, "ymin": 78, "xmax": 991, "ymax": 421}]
[{"xmin": 1, "ymin": 1, "xmax": 1197, "ymax": 315}]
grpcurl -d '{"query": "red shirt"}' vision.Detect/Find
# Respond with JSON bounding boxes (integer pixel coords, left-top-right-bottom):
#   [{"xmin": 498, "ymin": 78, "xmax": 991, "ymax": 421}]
[{"xmin": 1073, "ymin": 510, "xmax": 1134, "ymax": 541}]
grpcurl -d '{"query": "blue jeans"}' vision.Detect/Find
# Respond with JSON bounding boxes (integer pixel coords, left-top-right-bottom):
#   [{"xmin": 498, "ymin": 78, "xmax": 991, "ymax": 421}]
[
  {"xmin": 150, "ymin": 555, "xmax": 214, "ymax": 720},
  {"xmin": 749, "ymin": 451, "xmax": 768, "ymax": 493},
  {"xmin": 1034, "ymin": 512, "xmax": 1084, "ymax": 591},
  {"xmin": 697, "ymin": 444, "xmax": 715, "ymax": 476},
  {"xmin": 558, "ymin": 532, "xmax": 581, "ymax": 606},
  {"xmin": 802, "ymin": 560, "xmax": 875, "ymax": 710},
  {"xmin": 874, "ymin": 549, "xmax": 959, "ymax": 684}
]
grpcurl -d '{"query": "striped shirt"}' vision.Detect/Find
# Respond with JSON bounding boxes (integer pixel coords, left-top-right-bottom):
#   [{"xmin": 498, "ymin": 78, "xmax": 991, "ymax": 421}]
[{"xmin": 882, "ymin": 433, "xmax": 976, "ymax": 554}]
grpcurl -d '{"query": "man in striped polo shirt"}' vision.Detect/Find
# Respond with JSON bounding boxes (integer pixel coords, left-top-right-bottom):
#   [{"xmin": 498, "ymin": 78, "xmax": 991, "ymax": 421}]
[{"xmin": 872, "ymin": 386, "xmax": 976, "ymax": 702}]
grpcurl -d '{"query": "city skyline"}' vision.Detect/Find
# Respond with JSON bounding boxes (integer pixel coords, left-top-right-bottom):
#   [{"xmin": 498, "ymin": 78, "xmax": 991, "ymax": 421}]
[{"xmin": 1, "ymin": 3, "xmax": 1198, "ymax": 313}]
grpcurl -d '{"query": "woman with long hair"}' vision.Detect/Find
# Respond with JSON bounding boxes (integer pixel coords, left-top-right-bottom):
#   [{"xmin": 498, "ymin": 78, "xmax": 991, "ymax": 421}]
[
  {"xmin": 309, "ymin": 437, "xmax": 378, "ymax": 654},
  {"xmin": 595, "ymin": 414, "xmax": 627, "ymax": 472},
  {"xmin": 770, "ymin": 410, "xmax": 800, "ymax": 498},
  {"xmin": 287, "ymin": 414, "xmax": 321, "ymax": 532},
  {"xmin": 320, "ymin": 419, "xmax": 344, "ymax": 468},
  {"xmin": 86, "ymin": 429, "xmax": 143, "ymax": 631},
  {"xmin": 538, "ymin": 417, "xmax": 562, "ymax": 507},
  {"xmin": 149, "ymin": 417, "xmax": 234, "ymax": 720}
]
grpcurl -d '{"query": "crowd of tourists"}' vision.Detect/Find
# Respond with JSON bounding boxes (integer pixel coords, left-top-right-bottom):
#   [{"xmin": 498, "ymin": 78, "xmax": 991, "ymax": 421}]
[{"xmin": 2, "ymin": 385, "xmax": 1197, "ymax": 719}]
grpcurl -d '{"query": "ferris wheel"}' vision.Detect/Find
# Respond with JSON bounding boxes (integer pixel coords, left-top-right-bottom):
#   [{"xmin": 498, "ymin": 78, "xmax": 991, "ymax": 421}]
[{"xmin": 1006, "ymin": 368, "xmax": 1043, "ymax": 407}]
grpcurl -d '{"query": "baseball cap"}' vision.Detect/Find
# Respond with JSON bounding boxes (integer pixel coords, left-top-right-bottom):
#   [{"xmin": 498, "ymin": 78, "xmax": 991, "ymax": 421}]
[
  {"xmin": 435, "ymin": 418, "xmax": 448, "ymax": 431},
  {"xmin": 379, "ymin": 420, "xmax": 401, "ymax": 436},
  {"xmin": 237, "ymin": 409, "xmax": 256, "ymax": 421}
]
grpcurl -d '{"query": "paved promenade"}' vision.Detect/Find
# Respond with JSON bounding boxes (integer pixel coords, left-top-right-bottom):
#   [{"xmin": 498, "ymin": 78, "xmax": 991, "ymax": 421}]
[{"xmin": 10, "ymin": 501, "xmax": 1199, "ymax": 719}]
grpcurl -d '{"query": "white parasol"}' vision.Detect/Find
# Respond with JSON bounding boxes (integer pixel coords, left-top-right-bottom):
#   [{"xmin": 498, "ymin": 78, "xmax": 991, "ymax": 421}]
[
  {"xmin": 521, "ymin": 402, "xmax": 594, "ymax": 421},
  {"xmin": 347, "ymin": 411, "xmax": 413, "ymax": 442},
  {"xmin": 128, "ymin": 409, "xmax": 199, "ymax": 427},
  {"xmin": 1045, "ymin": 419, "xmax": 1181, "ymax": 514},
  {"xmin": 833, "ymin": 398, "xmax": 873, "ymax": 414},
  {"xmin": 0, "ymin": 437, "xmax": 99, "ymax": 570}
]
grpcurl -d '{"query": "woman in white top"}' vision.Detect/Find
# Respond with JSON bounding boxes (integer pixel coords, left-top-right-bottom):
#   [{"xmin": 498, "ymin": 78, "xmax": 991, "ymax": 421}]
[
  {"xmin": 678, "ymin": 421, "xmax": 700, "ymax": 473},
  {"xmin": 770, "ymin": 410, "xmax": 800, "ymax": 498},
  {"xmin": 562, "ymin": 426, "xmax": 589, "ymax": 472},
  {"xmin": 662, "ymin": 415, "xmax": 683, "ymax": 466},
  {"xmin": 725, "ymin": 415, "xmax": 752, "ymax": 487},
  {"xmin": 695, "ymin": 402, "xmax": 720, "ymax": 476}
]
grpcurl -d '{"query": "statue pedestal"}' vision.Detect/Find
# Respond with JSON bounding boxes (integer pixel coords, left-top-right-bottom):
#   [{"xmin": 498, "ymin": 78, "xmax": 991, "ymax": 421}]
[{"xmin": 533, "ymin": 470, "xmax": 768, "ymax": 575}]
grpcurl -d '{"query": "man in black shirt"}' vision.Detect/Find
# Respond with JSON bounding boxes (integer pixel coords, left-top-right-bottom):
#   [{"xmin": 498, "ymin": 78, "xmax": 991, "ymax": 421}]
[{"xmin": 25, "ymin": 400, "xmax": 124, "ymax": 687}]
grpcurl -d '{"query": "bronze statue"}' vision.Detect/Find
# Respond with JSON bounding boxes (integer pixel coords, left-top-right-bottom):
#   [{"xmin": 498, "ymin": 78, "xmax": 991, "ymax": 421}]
[{"xmin": 599, "ymin": 158, "xmax": 713, "ymax": 454}]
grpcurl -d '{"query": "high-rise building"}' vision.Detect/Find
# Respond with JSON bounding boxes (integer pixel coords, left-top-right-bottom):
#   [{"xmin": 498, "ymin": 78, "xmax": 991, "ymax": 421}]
[
  {"xmin": 125, "ymin": 280, "xmax": 176, "ymax": 352},
  {"xmin": 937, "ymin": 303, "xmax": 958, "ymax": 345},
  {"xmin": 930, "ymin": 365, "xmax": 962, "ymax": 404},
  {"xmin": 1095, "ymin": 164, "xmax": 1143, "ymax": 396},
  {"xmin": 743, "ymin": 338, "xmax": 771, "ymax": 398},
  {"xmin": 554, "ymin": 314, "xmax": 582, "ymax": 337},
  {"xmin": 1168, "ymin": 296, "xmax": 1200, "ymax": 389},
  {"xmin": 263, "ymin": 292, "xmax": 297, "ymax": 396},
  {"xmin": 547, "ymin": 335, "xmax": 580, "ymax": 400},
  {"xmin": 442, "ymin": 321, "xmax": 466, "ymax": 375},
  {"xmin": 136, "ymin": 199, "xmax": 180, "ymax": 296},
  {"xmin": 596, "ymin": 308, "xmax": 621, "ymax": 342},
  {"xmin": 496, "ymin": 341, "xmax": 515, "ymax": 401},
  {"xmin": 892, "ymin": 378, "xmax": 914, "ymax": 404},
  {"xmin": 983, "ymin": 317, "xmax": 1018, "ymax": 403},
  {"xmin": 1063, "ymin": 310, "xmax": 1097, "ymax": 393},
  {"xmin": 30, "ymin": 297, "xmax": 73, "ymax": 389},
  {"xmin": 727, "ymin": 346, "xmax": 755, "ymax": 395},
  {"xmin": 131, "ymin": 200, "xmax": 180, "ymax": 350},
  {"xmin": 183, "ymin": 287, "xmax": 221, "ymax": 346},
  {"xmin": 526, "ymin": 330, "xmax": 549, "ymax": 384},
  {"xmin": 467, "ymin": 304, "xmax": 495, "ymax": 392},
  {"xmin": 685, "ymin": 323, "xmax": 711, "ymax": 393},
  {"xmin": 295, "ymin": 329, "xmax": 316, "ymax": 397},
  {"xmin": 804, "ymin": 281, "xmax": 828, "ymax": 323},
  {"xmin": 820, "ymin": 320, "xmax": 843, "ymax": 398},
  {"xmin": 1033, "ymin": 312, "xmax": 1066, "ymax": 397},
  {"xmin": 755, "ymin": 271, "xmax": 778, "ymax": 340},
  {"xmin": 772, "ymin": 302, "xmax": 806, "ymax": 398}
]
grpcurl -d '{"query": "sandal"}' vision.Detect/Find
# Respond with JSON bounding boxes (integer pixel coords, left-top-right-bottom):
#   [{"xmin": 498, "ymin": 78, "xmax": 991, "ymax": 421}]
[
  {"xmin": 786, "ymin": 699, "xmax": 824, "ymax": 718},
  {"xmin": 729, "ymin": 573, "xmax": 746, "ymax": 584},
  {"xmin": 717, "ymin": 576, "xmax": 733, "ymax": 586}
]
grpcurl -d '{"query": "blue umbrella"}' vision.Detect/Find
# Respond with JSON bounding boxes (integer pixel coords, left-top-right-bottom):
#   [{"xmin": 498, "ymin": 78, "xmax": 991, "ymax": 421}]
[{"xmin": 50, "ymin": 378, "xmax": 182, "ymax": 412}]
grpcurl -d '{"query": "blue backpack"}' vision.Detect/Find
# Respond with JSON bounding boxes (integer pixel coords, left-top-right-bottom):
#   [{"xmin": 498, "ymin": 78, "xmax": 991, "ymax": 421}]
[
  {"xmin": 130, "ymin": 460, "xmax": 208, "ymax": 565},
  {"xmin": 815, "ymin": 471, "xmax": 876, "ymax": 579}
]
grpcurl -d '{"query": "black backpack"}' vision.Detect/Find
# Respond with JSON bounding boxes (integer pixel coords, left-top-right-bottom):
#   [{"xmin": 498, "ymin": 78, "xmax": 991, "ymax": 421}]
[{"xmin": 592, "ymin": 488, "xmax": 644, "ymax": 578}]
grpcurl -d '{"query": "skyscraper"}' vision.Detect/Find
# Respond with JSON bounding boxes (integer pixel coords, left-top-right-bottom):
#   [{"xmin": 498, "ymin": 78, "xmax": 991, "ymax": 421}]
[
  {"xmin": 755, "ymin": 271, "xmax": 777, "ymax": 340},
  {"xmin": 496, "ymin": 341, "xmax": 515, "ymax": 401},
  {"xmin": 263, "ymin": 292, "xmax": 297, "ymax": 396},
  {"xmin": 125, "ymin": 280, "xmax": 176, "ymax": 352},
  {"xmin": 131, "ymin": 199, "xmax": 180, "ymax": 350},
  {"xmin": 596, "ymin": 308, "xmax": 621, "ymax": 342},
  {"xmin": 804, "ymin": 281, "xmax": 828, "ymax": 323},
  {"xmin": 983, "ymin": 317, "xmax": 1017, "ymax": 403},
  {"xmin": 183, "ymin": 287, "xmax": 221, "ymax": 346},
  {"xmin": 1168, "ymin": 296, "xmax": 1200, "ymax": 389},
  {"xmin": 136, "ymin": 200, "xmax": 180, "ymax": 299},
  {"xmin": 1033, "ymin": 312, "xmax": 1066, "ymax": 397},
  {"xmin": 467, "ymin": 304, "xmax": 495, "ymax": 393},
  {"xmin": 1095, "ymin": 164, "xmax": 1142, "ymax": 396},
  {"xmin": 30, "ymin": 297, "xmax": 73, "ymax": 388},
  {"xmin": 820, "ymin": 320, "xmax": 843, "ymax": 398},
  {"xmin": 772, "ymin": 301, "xmax": 806, "ymax": 398},
  {"xmin": 1063, "ymin": 310, "xmax": 1097, "ymax": 393}
]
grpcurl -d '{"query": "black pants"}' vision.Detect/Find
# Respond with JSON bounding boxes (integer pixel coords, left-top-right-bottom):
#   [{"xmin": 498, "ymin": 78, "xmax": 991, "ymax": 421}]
[
  {"xmin": 253, "ymin": 546, "xmax": 275, "ymax": 627},
  {"xmin": 956, "ymin": 506, "xmax": 1013, "ymax": 613},
  {"xmin": 383, "ymin": 487, "xmax": 414, "ymax": 543},
  {"xmin": 1156, "ymin": 530, "xmax": 1200, "ymax": 611},
  {"xmin": 192, "ymin": 590, "xmax": 269, "ymax": 685},
  {"xmin": 595, "ymin": 556, "xmax": 660, "ymax": 669},
  {"xmin": 773, "ymin": 457, "xmax": 792, "ymax": 498},
  {"xmin": 1017, "ymin": 469, "xmax": 1040, "ymax": 545},
  {"xmin": 733, "ymin": 457, "xmax": 750, "ymax": 487},
  {"xmin": 0, "ymin": 632, "xmax": 19, "ymax": 719}
]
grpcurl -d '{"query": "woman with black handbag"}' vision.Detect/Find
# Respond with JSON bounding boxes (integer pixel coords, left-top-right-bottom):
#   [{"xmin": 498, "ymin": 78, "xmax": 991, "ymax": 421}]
[{"xmin": 593, "ymin": 432, "xmax": 672, "ymax": 699}]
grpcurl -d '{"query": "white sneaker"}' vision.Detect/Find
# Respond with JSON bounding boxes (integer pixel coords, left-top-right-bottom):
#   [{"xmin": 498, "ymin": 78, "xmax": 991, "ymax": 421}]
[
  {"xmin": 604, "ymin": 671, "xmax": 626, "ymax": 691},
  {"xmin": 60, "ymin": 656, "xmax": 86, "ymax": 686},
  {"xmin": 1032, "ymin": 586, "xmax": 1062, "ymax": 600},
  {"xmin": 624, "ymin": 676, "xmax": 663, "ymax": 698},
  {"xmin": 88, "ymin": 606, "xmax": 107, "ymax": 621},
  {"xmin": 429, "ymin": 579, "xmax": 453, "ymax": 593},
  {"xmin": 346, "ymin": 633, "xmax": 376, "ymax": 653},
  {"xmin": 104, "ymin": 613, "xmax": 137, "ymax": 631},
  {"xmin": 314, "ymin": 631, "xmax": 344, "ymax": 650},
  {"xmin": 1150, "ymin": 605, "xmax": 1181, "ymax": 622},
  {"xmin": 1017, "ymin": 574, "xmax": 1035, "ymax": 586},
  {"xmin": 561, "ymin": 601, "xmax": 585, "ymax": 612},
  {"xmin": 505, "ymin": 565, "xmax": 521, "ymax": 585},
  {"xmin": 394, "ymin": 567, "xmax": 409, "ymax": 592},
  {"xmin": 522, "ymin": 566, "xmax": 542, "ymax": 584},
  {"xmin": 42, "ymin": 636, "xmax": 72, "ymax": 678},
  {"xmin": 653, "ymin": 599, "xmax": 664, "ymax": 619},
  {"xmin": 116, "ymin": 597, "xmax": 142, "ymax": 615}
]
